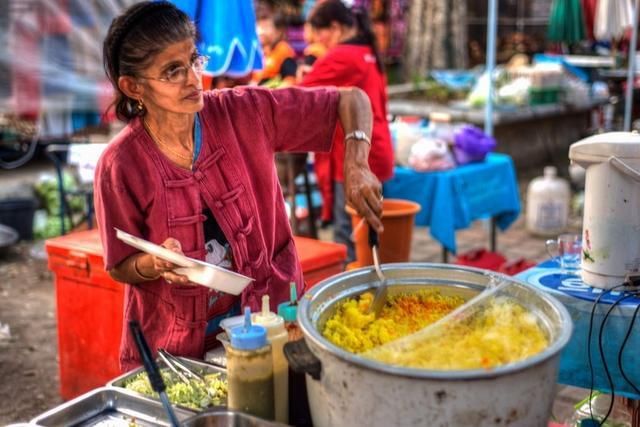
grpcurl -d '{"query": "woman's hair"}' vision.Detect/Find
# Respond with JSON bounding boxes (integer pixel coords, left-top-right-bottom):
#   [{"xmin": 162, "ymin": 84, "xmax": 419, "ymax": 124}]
[
  {"xmin": 257, "ymin": 10, "xmax": 288, "ymax": 31},
  {"xmin": 103, "ymin": 1, "xmax": 196, "ymax": 122},
  {"xmin": 308, "ymin": 0, "xmax": 383, "ymax": 72}
]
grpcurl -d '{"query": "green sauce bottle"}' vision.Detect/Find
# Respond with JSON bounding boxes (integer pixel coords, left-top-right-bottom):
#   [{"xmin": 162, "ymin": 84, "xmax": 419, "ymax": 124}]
[{"xmin": 227, "ymin": 307, "xmax": 275, "ymax": 421}]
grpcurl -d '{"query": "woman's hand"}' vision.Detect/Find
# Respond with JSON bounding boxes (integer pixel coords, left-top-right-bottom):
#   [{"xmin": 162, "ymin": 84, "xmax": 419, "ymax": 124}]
[
  {"xmin": 344, "ymin": 160, "xmax": 383, "ymax": 233},
  {"xmin": 338, "ymin": 87, "xmax": 384, "ymax": 232},
  {"xmin": 109, "ymin": 237, "xmax": 190, "ymax": 285},
  {"xmin": 152, "ymin": 238, "xmax": 189, "ymax": 285}
]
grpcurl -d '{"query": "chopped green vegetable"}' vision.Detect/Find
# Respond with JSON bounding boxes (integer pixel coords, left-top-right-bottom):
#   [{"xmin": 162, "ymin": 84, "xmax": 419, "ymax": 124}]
[{"xmin": 123, "ymin": 369, "xmax": 227, "ymax": 410}]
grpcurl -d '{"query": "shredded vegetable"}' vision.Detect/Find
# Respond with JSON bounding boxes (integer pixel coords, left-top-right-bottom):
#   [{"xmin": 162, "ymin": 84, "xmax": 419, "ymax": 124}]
[{"xmin": 123, "ymin": 369, "xmax": 227, "ymax": 410}]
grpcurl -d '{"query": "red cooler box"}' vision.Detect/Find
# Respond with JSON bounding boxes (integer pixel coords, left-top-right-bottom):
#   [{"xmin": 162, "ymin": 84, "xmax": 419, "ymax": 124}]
[
  {"xmin": 295, "ymin": 236, "xmax": 347, "ymax": 291},
  {"xmin": 46, "ymin": 229, "xmax": 346, "ymax": 399},
  {"xmin": 46, "ymin": 230, "xmax": 124, "ymax": 400}
]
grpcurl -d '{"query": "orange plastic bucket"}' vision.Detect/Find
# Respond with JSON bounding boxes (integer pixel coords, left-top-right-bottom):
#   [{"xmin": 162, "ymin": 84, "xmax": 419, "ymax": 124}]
[{"xmin": 346, "ymin": 198, "xmax": 421, "ymax": 266}]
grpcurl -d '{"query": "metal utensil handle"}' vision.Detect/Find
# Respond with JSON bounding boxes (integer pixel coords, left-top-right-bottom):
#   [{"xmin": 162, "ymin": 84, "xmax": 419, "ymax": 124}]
[
  {"xmin": 368, "ymin": 225, "xmax": 379, "ymax": 248},
  {"xmin": 609, "ymin": 156, "xmax": 640, "ymax": 182},
  {"xmin": 129, "ymin": 321, "xmax": 181, "ymax": 427},
  {"xmin": 129, "ymin": 321, "xmax": 166, "ymax": 394},
  {"xmin": 368, "ymin": 227, "xmax": 385, "ymax": 281},
  {"xmin": 371, "ymin": 246, "xmax": 384, "ymax": 282},
  {"xmin": 157, "ymin": 349, "xmax": 190, "ymax": 384},
  {"xmin": 163, "ymin": 350, "xmax": 206, "ymax": 383},
  {"xmin": 158, "ymin": 392, "xmax": 181, "ymax": 427}
]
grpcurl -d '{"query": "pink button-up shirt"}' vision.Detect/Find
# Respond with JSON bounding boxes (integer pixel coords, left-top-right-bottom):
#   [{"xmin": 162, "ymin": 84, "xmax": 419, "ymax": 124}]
[{"xmin": 94, "ymin": 87, "xmax": 339, "ymax": 371}]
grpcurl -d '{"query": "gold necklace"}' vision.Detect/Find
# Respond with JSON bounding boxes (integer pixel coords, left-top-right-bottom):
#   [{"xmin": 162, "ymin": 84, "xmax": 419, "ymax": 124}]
[{"xmin": 143, "ymin": 120, "xmax": 193, "ymax": 165}]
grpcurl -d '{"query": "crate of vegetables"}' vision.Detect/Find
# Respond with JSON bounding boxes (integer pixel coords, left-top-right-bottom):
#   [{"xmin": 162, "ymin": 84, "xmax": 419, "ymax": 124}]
[{"xmin": 107, "ymin": 356, "xmax": 227, "ymax": 413}]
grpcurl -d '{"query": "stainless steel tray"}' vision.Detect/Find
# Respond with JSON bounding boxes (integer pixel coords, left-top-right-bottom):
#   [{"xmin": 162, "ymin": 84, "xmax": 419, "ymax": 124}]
[
  {"xmin": 183, "ymin": 409, "xmax": 289, "ymax": 427},
  {"xmin": 30, "ymin": 387, "xmax": 193, "ymax": 426},
  {"xmin": 107, "ymin": 357, "xmax": 227, "ymax": 412}
]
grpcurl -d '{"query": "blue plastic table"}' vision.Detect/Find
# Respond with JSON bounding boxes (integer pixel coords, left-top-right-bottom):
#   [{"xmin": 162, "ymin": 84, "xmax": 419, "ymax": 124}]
[
  {"xmin": 517, "ymin": 261, "xmax": 640, "ymax": 400},
  {"xmin": 383, "ymin": 153, "xmax": 521, "ymax": 255}
]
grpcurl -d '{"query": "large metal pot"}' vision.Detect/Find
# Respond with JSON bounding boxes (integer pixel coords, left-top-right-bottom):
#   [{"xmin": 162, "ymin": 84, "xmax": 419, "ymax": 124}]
[{"xmin": 287, "ymin": 263, "xmax": 573, "ymax": 427}]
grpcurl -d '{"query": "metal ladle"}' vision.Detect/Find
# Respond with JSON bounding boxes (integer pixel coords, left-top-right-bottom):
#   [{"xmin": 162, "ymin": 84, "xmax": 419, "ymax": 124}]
[{"xmin": 367, "ymin": 226, "xmax": 388, "ymax": 317}]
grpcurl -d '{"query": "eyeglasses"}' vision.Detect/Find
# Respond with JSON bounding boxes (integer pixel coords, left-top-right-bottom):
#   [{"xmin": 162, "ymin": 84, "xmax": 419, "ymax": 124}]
[{"xmin": 140, "ymin": 54, "xmax": 209, "ymax": 84}]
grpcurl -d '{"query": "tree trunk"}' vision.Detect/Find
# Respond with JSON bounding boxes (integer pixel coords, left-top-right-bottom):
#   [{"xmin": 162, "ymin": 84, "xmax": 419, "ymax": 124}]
[{"xmin": 404, "ymin": 0, "xmax": 468, "ymax": 80}]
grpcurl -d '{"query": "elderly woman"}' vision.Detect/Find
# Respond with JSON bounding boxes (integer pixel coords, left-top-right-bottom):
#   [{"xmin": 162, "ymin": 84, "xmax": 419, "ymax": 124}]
[{"xmin": 96, "ymin": 1, "xmax": 383, "ymax": 371}]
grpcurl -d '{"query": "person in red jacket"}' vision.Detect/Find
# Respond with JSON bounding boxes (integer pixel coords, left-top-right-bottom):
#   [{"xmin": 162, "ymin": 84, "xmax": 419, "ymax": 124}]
[{"xmin": 301, "ymin": 0, "xmax": 394, "ymax": 263}]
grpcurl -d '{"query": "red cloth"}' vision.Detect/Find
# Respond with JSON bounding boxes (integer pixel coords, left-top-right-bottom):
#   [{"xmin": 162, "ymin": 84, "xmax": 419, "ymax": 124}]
[
  {"xmin": 94, "ymin": 87, "xmax": 339, "ymax": 372},
  {"xmin": 582, "ymin": 0, "xmax": 597, "ymax": 40},
  {"xmin": 455, "ymin": 248, "xmax": 507, "ymax": 272},
  {"xmin": 301, "ymin": 44, "xmax": 394, "ymax": 221}
]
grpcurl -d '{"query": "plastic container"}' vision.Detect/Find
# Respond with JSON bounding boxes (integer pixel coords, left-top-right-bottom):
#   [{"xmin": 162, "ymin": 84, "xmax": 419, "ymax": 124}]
[
  {"xmin": 526, "ymin": 166, "xmax": 570, "ymax": 237},
  {"xmin": 252, "ymin": 295, "xmax": 289, "ymax": 424},
  {"xmin": 427, "ymin": 112, "xmax": 455, "ymax": 144},
  {"xmin": 278, "ymin": 283, "xmax": 303, "ymax": 342},
  {"xmin": 565, "ymin": 392, "xmax": 631, "ymax": 427},
  {"xmin": 346, "ymin": 199, "xmax": 421, "ymax": 267},
  {"xmin": 227, "ymin": 307, "xmax": 275, "ymax": 421},
  {"xmin": 392, "ymin": 119, "xmax": 424, "ymax": 167},
  {"xmin": 529, "ymin": 87, "xmax": 562, "ymax": 105},
  {"xmin": 0, "ymin": 197, "xmax": 37, "ymax": 240},
  {"xmin": 278, "ymin": 283, "xmax": 313, "ymax": 427}
]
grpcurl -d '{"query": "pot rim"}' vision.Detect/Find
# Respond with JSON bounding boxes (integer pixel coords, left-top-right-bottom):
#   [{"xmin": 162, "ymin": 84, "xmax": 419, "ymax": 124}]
[{"xmin": 298, "ymin": 262, "xmax": 573, "ymax": 380}]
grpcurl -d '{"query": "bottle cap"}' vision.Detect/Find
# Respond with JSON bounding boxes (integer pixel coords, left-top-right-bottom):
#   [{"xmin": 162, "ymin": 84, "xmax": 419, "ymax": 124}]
[
  {"xmin": 253, "ymin": 295, "xmax": 284, "ymax": 329},
  {"xmin": 277, "ymin": 282, "xmax": 298, "ymax": 322},
  {"xmin": 543, "ymin": 166, "xmax": 557, "ymax": 178},
  {"xmin": 230, "ymin": 307, "xmax": 268, "ymax": 351}
]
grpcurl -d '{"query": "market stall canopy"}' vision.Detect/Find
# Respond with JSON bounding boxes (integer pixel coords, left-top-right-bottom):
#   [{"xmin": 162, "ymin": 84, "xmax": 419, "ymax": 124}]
[
  {"xmin": 595, "ymin": 0, "xmax": 633, "ymax": 40},
  {"xmin": 170, "ymin": 0, "xmax": 263, "ymax": 77},
  {"xmin": 547, "ymin": 0, "xmax": 586, "ymax": 44}
]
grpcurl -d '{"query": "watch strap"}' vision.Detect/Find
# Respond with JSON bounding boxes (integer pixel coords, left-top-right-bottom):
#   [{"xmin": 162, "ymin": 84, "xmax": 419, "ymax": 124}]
[{"xmin": 344, "ymin": 130, "xmax": 371, "ymax": 145}]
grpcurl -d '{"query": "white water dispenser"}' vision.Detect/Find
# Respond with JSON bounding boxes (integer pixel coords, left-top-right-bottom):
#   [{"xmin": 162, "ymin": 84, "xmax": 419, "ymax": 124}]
[{"xmin": 569, "ymin": 132, "xmax": 640, "ymax": 289}]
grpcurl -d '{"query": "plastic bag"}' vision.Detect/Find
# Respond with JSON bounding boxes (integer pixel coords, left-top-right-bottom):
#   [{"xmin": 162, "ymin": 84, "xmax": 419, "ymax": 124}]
[
  {"xmin": 407, "ymin": 137, "xmax": 455, "ymax": 172},
  {"xmin": 453, "ymin": 125, "xmax": 496, "ymax": 165}
]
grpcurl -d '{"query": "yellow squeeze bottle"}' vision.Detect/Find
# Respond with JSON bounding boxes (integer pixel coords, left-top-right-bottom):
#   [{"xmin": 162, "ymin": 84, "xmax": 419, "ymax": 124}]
[{"xmin": 252, "ymin": 295, "xmax": 289, "ymax": 424}]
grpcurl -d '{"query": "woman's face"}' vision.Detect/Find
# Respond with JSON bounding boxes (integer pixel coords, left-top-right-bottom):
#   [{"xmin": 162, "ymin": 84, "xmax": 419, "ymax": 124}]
[
  {"xmin": 312, "ymin": 22, "xmax": 342, "ymax": 50},
  {"xmin": 139, "ymin": 38, "xmax": 204, "ymax": 115},
  {"xmin": 257, "ymin": 18, "xmax": 278, "ymax": 48}
]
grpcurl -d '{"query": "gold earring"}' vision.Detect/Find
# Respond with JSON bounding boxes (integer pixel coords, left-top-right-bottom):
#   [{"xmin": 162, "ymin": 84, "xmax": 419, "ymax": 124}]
[{"xmin": 136, "ymin": 99, "xmax": 144, "ymax": 112}]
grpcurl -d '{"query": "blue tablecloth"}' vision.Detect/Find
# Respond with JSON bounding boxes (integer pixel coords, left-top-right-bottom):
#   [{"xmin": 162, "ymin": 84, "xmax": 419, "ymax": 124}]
[
  {"xmin": 383, "ymin": 153, "xmax": 521, "ymax": 253},
  {"xmin": 517, "ymin": 261, "xmax": 640, "ymax": 399}
]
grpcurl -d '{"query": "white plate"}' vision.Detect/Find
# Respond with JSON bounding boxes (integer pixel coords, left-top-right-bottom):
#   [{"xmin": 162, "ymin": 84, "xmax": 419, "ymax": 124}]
[{"xmin": 115, "ymin": 228, "xmax": 253, "ymax": 295}]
